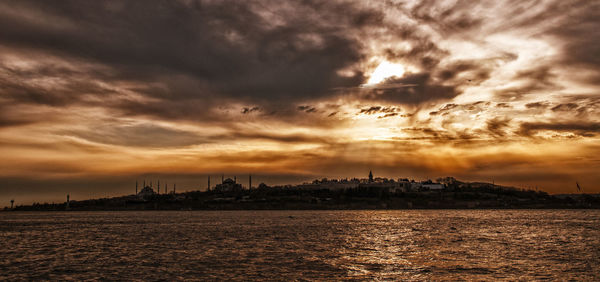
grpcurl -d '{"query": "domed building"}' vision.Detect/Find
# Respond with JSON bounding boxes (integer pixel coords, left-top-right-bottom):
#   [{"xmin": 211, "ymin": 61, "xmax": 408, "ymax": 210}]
[
  {"xmin": 137, "ymin": 186, "xmax": 156, "ymax": 199},
  {"xmin": 214, "ymin": 178, "xmax": 242, "ymax": 192}
]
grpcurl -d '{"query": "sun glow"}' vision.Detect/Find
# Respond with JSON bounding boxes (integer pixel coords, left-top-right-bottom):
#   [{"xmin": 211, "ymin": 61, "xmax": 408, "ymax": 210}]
[{"xmin": 366, "ymin": 61, "xmax": 406, "ymax": 85}]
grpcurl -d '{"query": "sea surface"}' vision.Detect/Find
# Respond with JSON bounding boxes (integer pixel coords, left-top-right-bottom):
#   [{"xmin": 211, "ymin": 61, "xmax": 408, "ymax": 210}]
[{"xmin": 1, "ymin": 210, "xmax": 599, "ymax": 280}]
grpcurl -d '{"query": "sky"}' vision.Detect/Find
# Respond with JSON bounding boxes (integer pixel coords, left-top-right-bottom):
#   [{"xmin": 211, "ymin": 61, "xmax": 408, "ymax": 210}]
[{"xmin": 1, "ymin": 0, "xmax": 599, "ymax": 204}]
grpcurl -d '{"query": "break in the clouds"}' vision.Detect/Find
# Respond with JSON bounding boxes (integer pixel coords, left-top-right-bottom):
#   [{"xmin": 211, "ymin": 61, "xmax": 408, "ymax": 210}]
[{"xmin": 0, "ymin": 0, "xmax": 599, "ymax": 203}]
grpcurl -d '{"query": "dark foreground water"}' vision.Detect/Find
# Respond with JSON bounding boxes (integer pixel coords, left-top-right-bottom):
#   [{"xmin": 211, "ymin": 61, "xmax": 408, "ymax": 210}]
[{"xmin": 1, "ymin": 210, "xmax": 599, "ymax": 280}]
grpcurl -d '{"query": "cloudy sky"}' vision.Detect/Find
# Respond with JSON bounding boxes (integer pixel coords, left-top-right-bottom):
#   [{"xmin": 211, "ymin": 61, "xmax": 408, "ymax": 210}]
[{"xmin": 1, "ymin": 0, "xmax": 599, "ymax": 204}]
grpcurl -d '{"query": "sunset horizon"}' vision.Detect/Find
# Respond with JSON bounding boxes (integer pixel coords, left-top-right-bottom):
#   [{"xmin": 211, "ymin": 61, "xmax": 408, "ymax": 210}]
[
  {"xmin": 1, "ymin": 0, "xmax": 599, "ymax": 203},
  {"xmin": 2, "ymin": 1, "xmax": 600, "ymax": 280}
]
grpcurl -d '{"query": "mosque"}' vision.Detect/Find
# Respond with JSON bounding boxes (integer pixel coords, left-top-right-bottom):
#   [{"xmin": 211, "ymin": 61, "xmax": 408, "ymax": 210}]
[
  {"xmin": 134, "ymin": 175, "xmax": 248, "ymax": 198},
  {"xmin": 137, "ymin": 186, "xmax": 156, "ymax": 199},
  {"xmin": 214, "ymin": 176, "xmax": 243, "ymax": 192},
  {"xmin": 135, "ymin": 180, "xmax": 157, "ymax": 200}
]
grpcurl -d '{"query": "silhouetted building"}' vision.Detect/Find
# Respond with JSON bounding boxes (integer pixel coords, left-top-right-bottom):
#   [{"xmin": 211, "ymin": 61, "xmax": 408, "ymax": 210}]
[
  {"xmin": 137, "ymin": 186, "xmax": 156, "ymax": 199},
  {"xmin": 421, "ymin": 183, "xmax": 445, "ymax": 190},
  {"xmin": 297, "ymin": 171, "xmax": 412, "ymax": 193},
  {"xmin": 214, "ymin": 178, "xmax": 242, "ymax": 192},
  {"xmin": 299, "ymin": 178, "xmax": 360, "ymax": 191}
]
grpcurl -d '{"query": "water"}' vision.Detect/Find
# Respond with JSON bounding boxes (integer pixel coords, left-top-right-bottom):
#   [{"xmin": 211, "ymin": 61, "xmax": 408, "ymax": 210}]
[{"xmin": 1, "ymin": 210, "xmax": 599, "ymax": 280}]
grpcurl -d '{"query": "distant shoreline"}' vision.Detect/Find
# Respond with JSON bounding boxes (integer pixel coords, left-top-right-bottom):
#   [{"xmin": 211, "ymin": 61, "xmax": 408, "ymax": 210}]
[
  {"xmin": 3, "ymin": 207, "xmax": 600, "ymax": 212},
  {"xmin": 6, "ymin": 178, "xmax": 599, "ymax": 212},
  {"xmin": 5, "ymin": 190, "xmax": 599, "ymax": 212}
]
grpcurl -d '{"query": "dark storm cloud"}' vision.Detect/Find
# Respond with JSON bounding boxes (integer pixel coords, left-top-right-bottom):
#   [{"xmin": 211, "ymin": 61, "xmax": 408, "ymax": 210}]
[
  {"xmin": 358, "ymin": 106, "xmax": 399, "ymax": 115},
  {"xmin": 62, "ymin": 120, "xmax": 341, "ymax": 148},
  {"xmin": 495, "ymin": 103, "xmax": 511, "ymax": 109},
  {"xmin": 0, "ymin": 117, "xmax": 34, "ymax": 128},
  {"xmin": 525, "ymin": 101, "xmax": 591, "ymax": 115},
  {"xmin": 363, "ymin": 73, "xmax": 457, "ymax": 104},
  {"xmin": 498, "ymin": 0, "xmax": 600, "ymax": 93},
  {"xmin": 0, "ymin": 0, "xmax": 383, "ymax": 110},
  {"xmin": 110, "ymin": 97, "xmax": 217, "ymax": 122},
  {"xmin": 511, "ymin": 66, "xmax": 554, "ymax": 82},
  {"xmin": 518, "ymin": 122, "xmax": 600, "ymax": 137},
  {"xmin": 360, "ymin": 106, "xmax": 382, "ymax": 114},
  {"xmin": 551, "ymin": 103, "xmax": 578, "ymax": 112},
  {"xmin": 378, "ymin": 113, "xmax": 398, "ymax": 119},
  {"xmin": 525, "ymin": 102, "xmax": 549, "ymax": 109},
  {"xmin": 1, "ymin": 0, "xmax": 596, "ymax": 115},
  {"xmin": 362, "ymin": 56, "xmax": 497, "ymax": 104},
  {"xmin": 60, "ymin": 124, "xmax": 205, "ymax": 148},
  {"xmin": 241, "ymin": 107, "xmax": 260, "ymax": 114},
  {"xmin": 0, "ymin": 58, "xmax": 118, "ymax": 106},
  {"xmin": 486, "ymin": 118, "xmax": 511, "ymax": 137},
  {"xmin": 382, "ymin": 40, "xmax": 447, "ymax": 70},
  {"xmin": 494, "ymin": 66, "xmax": 561, "ymax": 99},
  {"xmin": 354, "ymin": 105, "xmax": 401, "ymax": 118},
  {"xmin": 550, "ymin": 1, "xmax": 600, "ymax": 82},
  {"xmin": 297, "ymin": 105, "xmax": 317, "ymax": 113},
  {"xmin": 223, "ymin": 131, "xmax": 332, "ymax": 144},
  {"xmin": 399, "ymin": 127, "xmax": 477, "ymax": 143},
  {"xmin": 471, "ymin": 0, "xmax": 599, "ymax": 78},
  {"xmin": 438, "ymin": 61, "xmax": 483, "ymax": 81},
  {"xmin": 429, "ymin": 102, "xmax": 488, "ymax": 116},
  {"xmin": 408, "ymin": 0, "xmax": 484, "ymax": 35},
  {"xmin": 397, "ymin": 0, "xmax": 599, "ymax": 101}
]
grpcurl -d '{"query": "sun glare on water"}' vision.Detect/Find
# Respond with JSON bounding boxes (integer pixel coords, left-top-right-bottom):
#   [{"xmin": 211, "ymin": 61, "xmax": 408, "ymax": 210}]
[{"xmin": 366, "ymin": 61, "xmax": 406, "ymax": 85}]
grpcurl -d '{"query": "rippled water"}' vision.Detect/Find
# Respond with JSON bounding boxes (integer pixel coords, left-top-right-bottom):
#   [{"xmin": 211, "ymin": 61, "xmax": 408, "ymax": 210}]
[{"xmin": 1, "ymin": 210, "xmax": 599, "ymax": 280}]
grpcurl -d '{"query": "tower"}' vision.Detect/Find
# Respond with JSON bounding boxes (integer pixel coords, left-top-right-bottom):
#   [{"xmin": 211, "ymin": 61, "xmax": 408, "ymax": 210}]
[
  {"xmin": 136, "ymin": 180, "xmax": 138, "ymax": 195},
  {"xmin": 249, "ymin": 174, "xmax": 252, "ymax": 190},
  {"xmin": 208, "ymin": 176, "xmax": 210, "ymax": 191},
  {"xmin": 158, "ymin": 180, "xmax": 160, "ymax": 195},
  {"xmin": 369, "ymin": 170, "xmax": 373, "ymax": 183},
  {"xmin": 10, "ymin": 199, "xmax": 14, "ymax": 209},
  {"xmin": 173, "ymin": 183, "xmax": 176, "ymax": 194},
  {"xmin": 66, "ymin": 194, "xmax": 70, "ymax": 210},
  {"xmin": 165, "ymin": 182, "xmax": 167, "ymax": 194},
  {"xmin": 221, "ymin": 174, "xmax": 224, "ymax": 183}
]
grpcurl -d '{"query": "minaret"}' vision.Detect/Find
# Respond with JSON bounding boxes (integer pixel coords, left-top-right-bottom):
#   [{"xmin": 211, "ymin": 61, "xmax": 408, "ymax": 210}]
[
  {"xmin": 158, "ymin": 180, "xmax": 160, "ymax": 195},
  {"xmin": 249, "ymin": 174, "xmax": 252, "ymax": 190},
  {"xmin": 208, "ymin": 176, "xmax": 210, "ymax": 191},
  {"xmin": 173, "ymin": 183, "xmax": 176, "ymax": 194},
  {"xmin": 369, "ymin": 170, "xmax": 373, "ymax": 183},
  {"xmin": 221, "ymin": 174, "xmax": 224, "ymax": 183},
  {"xmin": 136, "ymin": 180, "xmax": 138, "ymax": 195},
  {"xmin": 10, "ymin": 199, "xmax": 14, "ymax": 209},
  {"xmin": 165, "ymin": 182, "xmax": 167, "ymax": 194},
  {"xmin": 66, "ymin": 194, "xmax": 70, "ymax": 210}
]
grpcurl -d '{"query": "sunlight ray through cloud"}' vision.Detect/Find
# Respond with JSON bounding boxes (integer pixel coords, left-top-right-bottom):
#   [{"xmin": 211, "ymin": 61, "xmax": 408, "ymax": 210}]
[
  {"xmin": 366, "ymin": 61, "xmax": 406, "ymax": 85},
  {"xmin": 0, "ymin": 0, "xmax": 599, "ymax": 203}
]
